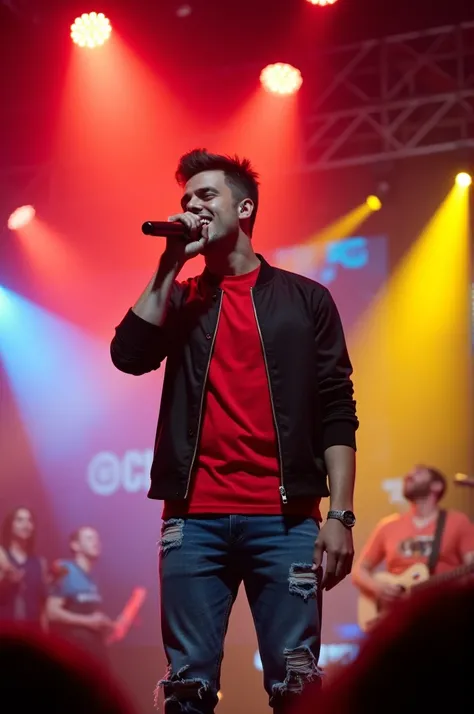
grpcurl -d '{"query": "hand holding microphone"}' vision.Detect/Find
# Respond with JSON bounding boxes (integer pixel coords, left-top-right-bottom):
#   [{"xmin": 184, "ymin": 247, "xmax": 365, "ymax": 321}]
[
  {"xmin": 134, "ymin": 212, "xmax": 211, "ymax": 327},
  {"xmin": 142, "ymin": 212, "xmax": 210, "ymax": 262}
]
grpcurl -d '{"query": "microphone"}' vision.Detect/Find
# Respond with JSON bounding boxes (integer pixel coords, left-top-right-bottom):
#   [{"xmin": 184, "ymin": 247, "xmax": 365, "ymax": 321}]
[
  {"xmin": 454, "ymin": 473, "xmax": 474, "ymax": 487},
  {"xmin": 142, "ymin": 221, "xmax": 188, "ymax": 238}
]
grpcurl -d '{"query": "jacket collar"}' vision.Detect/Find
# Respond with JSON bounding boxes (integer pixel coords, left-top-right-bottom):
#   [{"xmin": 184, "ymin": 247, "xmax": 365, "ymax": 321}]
[{"xmin": 255, "ymin": 254, "xmax": 275, "ymax": 286}]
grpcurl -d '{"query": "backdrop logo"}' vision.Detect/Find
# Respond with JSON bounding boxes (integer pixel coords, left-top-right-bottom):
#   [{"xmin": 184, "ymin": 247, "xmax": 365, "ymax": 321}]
[
  {"xmin": 273, "ymin": 237, "xmax": 370, "ymax": 285},
  {"xmin": 87, "ymin": 449, "xmax": 153, "ymax": 496}
]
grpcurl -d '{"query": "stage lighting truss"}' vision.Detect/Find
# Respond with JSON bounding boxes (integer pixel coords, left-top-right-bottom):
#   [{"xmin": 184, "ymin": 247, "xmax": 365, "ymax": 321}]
[{"xmin": 301, "ymin": 22, "xmax": 474, "ymax": 171}]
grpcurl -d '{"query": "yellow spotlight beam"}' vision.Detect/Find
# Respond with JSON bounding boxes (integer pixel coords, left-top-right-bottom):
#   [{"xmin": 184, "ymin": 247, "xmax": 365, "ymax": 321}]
[
  {"xmin": 350, "ymin": 181, "xmax": 471, "ymax": 518},
  {"xmin": 387, "ymin": 182, "xmax": 471, "ymax": 466},
  {"xmin": 307, "ymin": 200, "xmax": 377, "ymax": 245}
]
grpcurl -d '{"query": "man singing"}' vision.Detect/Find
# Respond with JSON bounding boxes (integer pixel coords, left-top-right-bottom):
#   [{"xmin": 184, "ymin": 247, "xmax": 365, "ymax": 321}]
[{"xmin": 110, "ymin": 149, "xmax": 358, "ymax": 713}]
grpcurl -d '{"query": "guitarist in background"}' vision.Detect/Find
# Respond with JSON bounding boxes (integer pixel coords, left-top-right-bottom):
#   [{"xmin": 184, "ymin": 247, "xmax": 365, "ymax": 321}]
[{"xmin": 352, "ymin": 465, "xmax": 474, "ymax": 610}]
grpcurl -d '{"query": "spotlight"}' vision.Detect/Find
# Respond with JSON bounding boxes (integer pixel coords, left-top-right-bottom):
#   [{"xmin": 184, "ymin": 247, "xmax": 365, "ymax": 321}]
[
  {"xmin": 455, "ymin": 172, "xmax": 472, "ymax": 188},
  {"xmin": 260, "ymin": 63, "xmax": 303, "ymax": 96},
  {"xmin": 71, "ymin": 12, "xmax": 112, "ymax": 48},
  {"xmin": 306, "ymin": 0, "xmax": 339, "ymax": 5},
  {"xmin": 7, "ymin": 205, "xmax": 36, "ymax": 230},
  {"xmin": 366, "ymin": 195, "xmax": 382, "ymax": 211}
]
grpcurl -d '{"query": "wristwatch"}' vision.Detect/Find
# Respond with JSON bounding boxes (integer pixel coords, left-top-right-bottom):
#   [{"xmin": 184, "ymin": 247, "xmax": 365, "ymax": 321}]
[{"xmin": 327, "ymin": 510, "xmax": 356, "ymax": 528}]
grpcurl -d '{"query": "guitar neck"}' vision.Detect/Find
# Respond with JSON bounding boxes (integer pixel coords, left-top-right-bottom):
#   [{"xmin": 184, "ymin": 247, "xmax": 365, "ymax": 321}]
[{"xmin": 413, "ymin": 561, "xmax": 474, "ymax": 592}]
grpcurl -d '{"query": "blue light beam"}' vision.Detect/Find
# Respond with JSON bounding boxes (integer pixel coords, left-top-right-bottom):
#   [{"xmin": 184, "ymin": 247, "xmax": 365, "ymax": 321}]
[{"xmin": 0, "ymin": 288, "xmax": 110, "ymax": 463}]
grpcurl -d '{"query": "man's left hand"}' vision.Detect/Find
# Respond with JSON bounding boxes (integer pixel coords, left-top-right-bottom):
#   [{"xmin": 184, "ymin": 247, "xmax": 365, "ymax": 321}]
[{"xmin": 312, "ymin": 519, "xmax": 354, "ymax": 591}]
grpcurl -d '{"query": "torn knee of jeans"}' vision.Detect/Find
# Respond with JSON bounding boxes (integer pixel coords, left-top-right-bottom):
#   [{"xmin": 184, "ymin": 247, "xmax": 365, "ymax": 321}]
[
  {"xmin": 154, "ymin": 666, "xmax": 213, "ymax": 709},
  {"xmin": 271, "ymin": 646, "xmax": 323, "ymax": 700},
  {"xmin": 288, "ymin": 563, "xmax": 317, "ymax": 601},
  {"xmin": 159, "ymin": 518, "xmax": 184, "ymax": 555}
]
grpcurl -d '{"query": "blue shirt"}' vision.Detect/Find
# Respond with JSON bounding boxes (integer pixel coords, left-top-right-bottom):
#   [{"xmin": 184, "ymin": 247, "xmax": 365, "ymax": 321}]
[
  {"xmin": 49, "ymin": 560, "xmax": 106, "ymax": 661},
  {"xmin": 50, "ymin": 560, "xmax": 102, "ymax": 614}
]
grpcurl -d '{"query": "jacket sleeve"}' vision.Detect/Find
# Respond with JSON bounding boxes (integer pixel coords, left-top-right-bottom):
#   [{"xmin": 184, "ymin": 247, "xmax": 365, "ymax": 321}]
[
  {"xmin": 110, "ymin": 282, "xmax": 181, "ymax": 375},
  {"xmin": 314, "ymin": 287, "xmax": 358, "ymax": 450}
]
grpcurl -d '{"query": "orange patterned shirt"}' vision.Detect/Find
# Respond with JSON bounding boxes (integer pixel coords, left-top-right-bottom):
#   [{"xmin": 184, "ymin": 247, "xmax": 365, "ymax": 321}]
[{"xmin": 360, "ymin": 510, "xmax": 474, "ymax": 575}]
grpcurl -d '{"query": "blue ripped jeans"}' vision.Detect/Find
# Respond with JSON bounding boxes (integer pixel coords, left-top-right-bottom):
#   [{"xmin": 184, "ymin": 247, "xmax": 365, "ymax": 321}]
[{"xmin": 157, "ymin": 515, "xmax": 322, "ymax": 713}]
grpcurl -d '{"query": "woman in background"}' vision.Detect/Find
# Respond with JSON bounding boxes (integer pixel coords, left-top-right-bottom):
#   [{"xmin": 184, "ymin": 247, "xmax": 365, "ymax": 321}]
[{"xmin": 0, "ymin": 506, "xmax": 47, "ymax": 629}]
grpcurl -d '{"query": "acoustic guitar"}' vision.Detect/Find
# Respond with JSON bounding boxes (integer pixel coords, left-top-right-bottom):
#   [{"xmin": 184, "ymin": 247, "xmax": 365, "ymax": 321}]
[{"xmin": 357, "ymin": 561, "xmax": 474, "ymax": 632}]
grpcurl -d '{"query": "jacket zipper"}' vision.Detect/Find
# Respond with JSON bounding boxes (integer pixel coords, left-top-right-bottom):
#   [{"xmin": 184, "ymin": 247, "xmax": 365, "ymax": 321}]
[
  {"xmin": 250, "ymin": 287, "xmax": 287, "ymax": 505},
  {"xmin": 184, "ymin": 290, "xmax": 224, "ymax": 498}
]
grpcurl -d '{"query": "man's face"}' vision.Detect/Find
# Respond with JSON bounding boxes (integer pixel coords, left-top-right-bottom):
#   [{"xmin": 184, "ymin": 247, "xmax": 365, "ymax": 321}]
[
  {"xmin": 403, "ymin": 465, "xmax": 435, "ymax": 501},
  {"xmin": 180, "ymin": 170, "xmax": 245, "ymax": 250},
  {"xmin": 11, "ymin": 508, "xmax": 34, "ymax": 542},
  {"xmin": 73, "ymin": 527, "xmax": 101, "ymax": 560}
]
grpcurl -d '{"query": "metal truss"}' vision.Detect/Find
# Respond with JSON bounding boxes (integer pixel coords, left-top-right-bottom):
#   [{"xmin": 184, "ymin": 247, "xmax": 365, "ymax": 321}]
[{"xmin": 302, "ymin": 22, "xmax": 474, "ymax": 172}]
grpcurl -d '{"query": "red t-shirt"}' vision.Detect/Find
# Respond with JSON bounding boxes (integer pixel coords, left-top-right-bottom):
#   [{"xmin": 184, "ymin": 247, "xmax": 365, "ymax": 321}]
[{"xmin": 163, "ymin": 265, "xmax": 321, "ymax": 519}]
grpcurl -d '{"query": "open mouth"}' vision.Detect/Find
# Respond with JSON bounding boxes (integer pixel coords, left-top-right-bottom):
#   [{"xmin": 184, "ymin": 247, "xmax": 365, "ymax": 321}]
[{"xmin": 199, "ymin": 216, "xmax": 212, "ymax": 227}]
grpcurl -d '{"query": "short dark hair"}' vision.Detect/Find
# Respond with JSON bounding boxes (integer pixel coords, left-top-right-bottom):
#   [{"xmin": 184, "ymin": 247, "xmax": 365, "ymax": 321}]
[
  {"xmin": 1, "ymin": 507, "xmax": 36, "ymax": 555},
  {"xmin": 427, "ymin": 467, "xmax": 447, "ymax": 501},
  {"xmin": 69, "ymin": 526, "xmax": 95, "ymax": 550},
  {"xmin": 175, "ymin": 148, "xmax": 260, "ymax": 234}
]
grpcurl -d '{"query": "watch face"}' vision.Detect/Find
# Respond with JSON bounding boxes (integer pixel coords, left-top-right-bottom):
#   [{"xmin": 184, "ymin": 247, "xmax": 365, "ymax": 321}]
[{"xmin": 342, "ymin": 511, "xmax": 356, "ymax": 527}]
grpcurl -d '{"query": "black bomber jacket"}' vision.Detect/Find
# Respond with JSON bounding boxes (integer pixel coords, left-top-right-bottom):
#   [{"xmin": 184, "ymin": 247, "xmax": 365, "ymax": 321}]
[{"xmin": 110, "ymin": 255, "xmax": 358, "ymax": 503}]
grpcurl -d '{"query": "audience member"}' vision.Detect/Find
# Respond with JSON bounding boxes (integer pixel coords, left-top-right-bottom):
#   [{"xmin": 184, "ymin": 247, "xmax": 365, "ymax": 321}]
[
  {"xmin": 296, "ymin": 582, "xmax": 473, "ymax": 714},
  {"xmin": 0, "ymin": 624, "xmax": 135, "ymax": 714}
]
